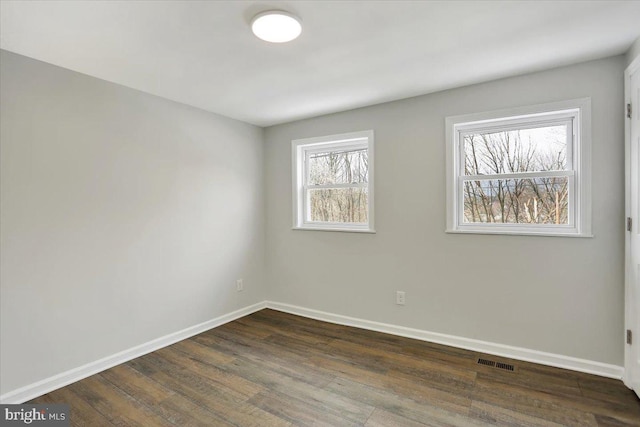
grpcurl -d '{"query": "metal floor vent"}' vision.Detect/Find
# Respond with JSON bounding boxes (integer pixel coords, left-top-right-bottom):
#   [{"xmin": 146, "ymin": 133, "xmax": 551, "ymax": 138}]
[
  {"xmin": 477, "ymin": 358, "xmax": 515, "ymax": 372},
  {"xmin": 477, "ymin": 358, "xmax": 495, "ymax": 367},
  {"xmin": 495, "ymin": 362, "xmax": 515, "ymax": 371}
]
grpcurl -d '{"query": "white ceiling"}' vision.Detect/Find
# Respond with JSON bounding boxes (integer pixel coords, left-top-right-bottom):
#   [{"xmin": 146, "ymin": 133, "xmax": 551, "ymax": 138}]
[{"xmin": 2, "ymin": 1, "xmax": 640, "ymax": 127}]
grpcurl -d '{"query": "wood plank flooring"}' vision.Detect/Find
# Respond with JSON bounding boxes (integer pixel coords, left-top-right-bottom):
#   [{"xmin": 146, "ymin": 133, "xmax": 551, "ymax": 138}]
[{"xmin": 30, "ymin": 309, "xmax": 640, "ymax": 426}]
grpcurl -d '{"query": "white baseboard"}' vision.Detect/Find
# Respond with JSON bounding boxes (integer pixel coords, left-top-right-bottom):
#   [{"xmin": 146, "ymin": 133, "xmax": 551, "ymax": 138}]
[
  {"xmin": 265, "ymin": 301, "xmax": 624, "ymax": 380},
  {"xmin": 0, "ymin": 301, "xmax": 267, "ymax": 404},
  {"xmin": 2, "ymin": 299, "xmax": 624, "ymax": 404}
]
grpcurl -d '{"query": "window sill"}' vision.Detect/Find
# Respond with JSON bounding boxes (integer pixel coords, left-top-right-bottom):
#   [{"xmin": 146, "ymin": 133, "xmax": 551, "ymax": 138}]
[
  {"xmin": 445, "ymin": 229, "xmax": 593, "ymax": 238},
  {"xmin": 293, "ymin": 227, "xmax": 376, "ymax": 234}
]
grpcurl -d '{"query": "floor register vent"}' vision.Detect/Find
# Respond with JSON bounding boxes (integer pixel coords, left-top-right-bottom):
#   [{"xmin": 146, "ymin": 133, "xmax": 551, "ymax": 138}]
[{"xmin": 477, "ymin": 358, "xmax": 515, "ymax": 372}]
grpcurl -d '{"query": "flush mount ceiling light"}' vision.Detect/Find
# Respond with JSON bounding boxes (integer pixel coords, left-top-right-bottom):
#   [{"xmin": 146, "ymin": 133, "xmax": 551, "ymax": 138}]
[{"xmin": 251, "ymin": 10, "xmax": 302, "ymax": 43}]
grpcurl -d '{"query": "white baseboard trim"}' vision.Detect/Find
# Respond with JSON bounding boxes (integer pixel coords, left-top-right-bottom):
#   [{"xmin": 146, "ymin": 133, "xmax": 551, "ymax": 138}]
[
  {"xmin": 0, "ymin": 301, "xmax": 267, "ymax": 404},
  {"xmin": 265, "ymin": 301, "xmax": 624, "ymax": 380},
  {"xmin": 2, "ymin": 299, "xmax": 624, "ymax": 404}
]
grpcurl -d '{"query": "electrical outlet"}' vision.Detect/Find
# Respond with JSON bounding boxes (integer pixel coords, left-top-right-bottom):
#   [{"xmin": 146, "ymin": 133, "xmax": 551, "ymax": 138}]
[
  {"xmin": 236, "ymin": 279, "xmax": 244, "ymax": 292},
  {"xmin": 396, "ymin": 291, "xmax": 405, "ymax": 305}
]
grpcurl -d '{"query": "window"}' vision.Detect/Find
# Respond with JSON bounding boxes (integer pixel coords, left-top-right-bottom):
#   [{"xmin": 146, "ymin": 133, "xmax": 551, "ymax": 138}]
[
  {"xmin": 446, "ymin": 99, "xmax": 591, "ymax": 236},
  {"xmin": 292, "ymin": 130, "xmax": 374, "ymax": 232}
]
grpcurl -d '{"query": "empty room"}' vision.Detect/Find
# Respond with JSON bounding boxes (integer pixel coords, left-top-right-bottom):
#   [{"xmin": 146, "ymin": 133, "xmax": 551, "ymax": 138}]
[{"xmin": 2, "ymin": 1, "xmax": 640, "ymax": 425}]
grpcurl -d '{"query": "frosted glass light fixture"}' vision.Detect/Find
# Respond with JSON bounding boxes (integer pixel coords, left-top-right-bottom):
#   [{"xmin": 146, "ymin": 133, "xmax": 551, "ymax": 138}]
[{"xmin": 251, "ymin": 11, "xmax": 302, "ymax": 43}]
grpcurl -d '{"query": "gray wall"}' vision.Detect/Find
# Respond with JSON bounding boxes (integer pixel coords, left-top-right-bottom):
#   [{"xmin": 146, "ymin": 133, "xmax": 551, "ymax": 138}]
[
  {"xmin": 265, "ymin": 56, "xmax": 626, "ymax": 365},
  {"xmin": 0, "ymin": 50, "xmax": 266, "ymax": 395},
  {"xmin": 627, "ymin": 36, "xmax": 640, "ymax": 67}
]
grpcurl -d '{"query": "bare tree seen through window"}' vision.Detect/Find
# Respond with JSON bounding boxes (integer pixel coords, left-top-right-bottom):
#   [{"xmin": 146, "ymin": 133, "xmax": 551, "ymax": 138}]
[
  {"xmin": 462, "ymin": 125, "xmax": 569, "ymax": 224},
  {"xmin": 308, "ymin": 148, "xmax": 368, "ymax": 223}
]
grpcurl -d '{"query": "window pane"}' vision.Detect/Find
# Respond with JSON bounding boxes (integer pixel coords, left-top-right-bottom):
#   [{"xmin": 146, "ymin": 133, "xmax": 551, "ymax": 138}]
[
  {"xmin": 308, "ymin": 148, "xmax": 368, "ymax": 185},
  {"xmin": 308, "ymin": 188, "xmax": 368, "ymax": 223},
  {"xmin": 462, "ymin": 177, "xmax": 568, "ymax": 224},
  {"xmin": 463, "ymin": 125, "xmax": 567, "ymax": 175}
]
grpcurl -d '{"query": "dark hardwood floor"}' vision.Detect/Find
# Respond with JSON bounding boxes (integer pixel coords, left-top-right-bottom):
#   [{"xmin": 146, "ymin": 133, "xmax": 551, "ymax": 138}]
[{"xmin": 30, "ymin": 309, "xmax": 640, "ymax": 426}]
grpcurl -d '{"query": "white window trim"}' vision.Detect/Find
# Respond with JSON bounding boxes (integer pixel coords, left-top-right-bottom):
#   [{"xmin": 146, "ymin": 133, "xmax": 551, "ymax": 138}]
[
  {"xmin": 445, "ymin": 98, "xmax": 592, "ymax": 237},
  {"xmin": 292, "ymin": 130, "xmax": 375, "ymax": 233}
]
